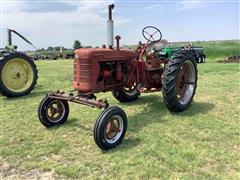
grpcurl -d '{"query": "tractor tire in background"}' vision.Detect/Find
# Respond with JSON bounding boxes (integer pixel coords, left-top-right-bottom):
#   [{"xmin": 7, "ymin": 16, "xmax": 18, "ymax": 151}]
[
  {"xmin": 201, "ymin": 55, "xmax": 206, "ymax": 63},
  {"xmin": 197, "ymin": 55, "xmax": 206, "ymax": 63},
  {"xmin": 162, "ymin": 51, "xmax": 198, "ymax": 112},
  {"xmin": 196, "ymin": 56, "xmax": 202, "ymax": 63},
  {"xmin": 0, "ymin": 51, "xmax": 38, "ymax": 97}
]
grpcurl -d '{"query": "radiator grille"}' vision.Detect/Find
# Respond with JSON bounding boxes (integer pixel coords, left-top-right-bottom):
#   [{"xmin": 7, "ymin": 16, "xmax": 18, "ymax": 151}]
[{"xmin": 73, "ymin": 59, "xmax": 92, "ymax": 83}]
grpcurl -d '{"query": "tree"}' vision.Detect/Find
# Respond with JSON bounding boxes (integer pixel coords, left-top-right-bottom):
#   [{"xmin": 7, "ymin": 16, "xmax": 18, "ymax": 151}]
[
  {"xmin": 84, "ymin": 45, "xmax": 93, "ymax": 48},
  {"xmin": 47, "ymin": 46, "xmax": 54, "ymax": 51},
  {"xmin": 54, "ymin": 46, "xmax": 61, "ymax": 51},
  {"xmin": 73, "ymin": 40, "xmax": 82, "ymax": 49}
]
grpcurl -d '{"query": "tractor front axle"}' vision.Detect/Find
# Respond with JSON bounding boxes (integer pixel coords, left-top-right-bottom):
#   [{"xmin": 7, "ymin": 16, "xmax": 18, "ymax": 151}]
[{"xmin": 48, "ymin": 90, "xmax": 109, "ymax": 109}]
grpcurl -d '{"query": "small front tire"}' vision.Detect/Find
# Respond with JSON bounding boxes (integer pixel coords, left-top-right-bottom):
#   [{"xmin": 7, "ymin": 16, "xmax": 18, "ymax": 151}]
[
  {"xmin": 38, "ymin": 96, "xmax": 69, "ymax": 127},
  {"xmin": 94, "ymin": 106, "xmax": 127, "ymax": 150}
]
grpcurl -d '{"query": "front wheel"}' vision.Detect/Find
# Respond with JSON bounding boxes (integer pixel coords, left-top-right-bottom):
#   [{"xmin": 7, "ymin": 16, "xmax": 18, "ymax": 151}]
[
  {"xmin": 38, "ymin": 96, "xmax": 69, "ymax": 127},
  {"xmin": 94, "ymin": 106, "xmax": 127, "ymax": 150},
  {"xmin": 162, "ymin": 52, "xmax": 198, "ymax": 112}
]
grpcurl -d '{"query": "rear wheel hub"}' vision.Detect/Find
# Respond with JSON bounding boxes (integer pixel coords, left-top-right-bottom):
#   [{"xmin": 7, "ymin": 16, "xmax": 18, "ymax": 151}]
[{"xmin": 176, "ymin": 60, "xmax": 196, "ymax": 105}]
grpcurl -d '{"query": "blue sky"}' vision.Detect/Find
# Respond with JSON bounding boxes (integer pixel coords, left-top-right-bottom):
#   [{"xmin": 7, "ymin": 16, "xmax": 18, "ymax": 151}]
[{"xmin": 0, "ymin": 0, "xmax": 239, "ymax": 50}]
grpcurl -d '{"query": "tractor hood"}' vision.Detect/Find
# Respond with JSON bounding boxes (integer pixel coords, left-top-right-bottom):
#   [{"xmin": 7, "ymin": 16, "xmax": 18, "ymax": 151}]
[{"xmin": 74, "ymin": 48, "xmax": 138, "ymax": 62}]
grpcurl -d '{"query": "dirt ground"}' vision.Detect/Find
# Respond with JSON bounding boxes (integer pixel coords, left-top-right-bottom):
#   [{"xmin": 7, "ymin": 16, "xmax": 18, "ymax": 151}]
[{"xmin": 217, "ymin": 56, "xmax": 240, "ymax": 63}]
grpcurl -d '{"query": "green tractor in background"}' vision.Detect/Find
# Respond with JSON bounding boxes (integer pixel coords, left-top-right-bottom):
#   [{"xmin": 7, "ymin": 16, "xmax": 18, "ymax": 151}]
[
  {"xmin": 147, "ymin": 39, "xmax": 206, "ymax": 63},
  {"xmin": 0, "ymin": 29, "xmax": 38, "ymax": 97}
]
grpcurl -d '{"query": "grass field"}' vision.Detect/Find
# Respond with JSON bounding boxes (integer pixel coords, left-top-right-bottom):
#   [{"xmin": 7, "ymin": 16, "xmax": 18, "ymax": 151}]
[{"xmin": 1, "ymin": 44, "xmax": 240, "ymax": 179}]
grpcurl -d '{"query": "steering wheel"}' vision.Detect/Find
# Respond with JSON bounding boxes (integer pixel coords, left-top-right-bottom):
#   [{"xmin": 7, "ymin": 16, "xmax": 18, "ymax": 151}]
[{"xmin": 142, "ymin": 26, "xmax": 162, "ymax": 43}]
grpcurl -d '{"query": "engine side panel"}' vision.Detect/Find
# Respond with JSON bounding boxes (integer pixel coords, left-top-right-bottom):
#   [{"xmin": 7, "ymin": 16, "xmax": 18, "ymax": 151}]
[{"xmin": 73, "ymin": 48, "xmax": 137, "ymax": 93}]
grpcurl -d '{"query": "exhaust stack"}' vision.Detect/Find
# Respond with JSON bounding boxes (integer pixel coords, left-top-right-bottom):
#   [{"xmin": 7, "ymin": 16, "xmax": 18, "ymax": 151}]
[{"xmin": 107, "ymin": 4, "xmax": 114, "ymax": 49}]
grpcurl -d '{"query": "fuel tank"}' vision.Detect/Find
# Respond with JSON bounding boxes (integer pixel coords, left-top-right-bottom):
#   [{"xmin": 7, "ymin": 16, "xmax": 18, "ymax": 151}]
[{"xmin": 73, "ymin": 48, "xmax": 137, "ymax": 93}]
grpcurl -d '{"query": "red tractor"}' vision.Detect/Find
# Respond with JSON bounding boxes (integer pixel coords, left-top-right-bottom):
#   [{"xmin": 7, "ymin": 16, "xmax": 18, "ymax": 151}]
[{"xmin": 38, "ymin": 4, "xmax": 197, "ymax": 150}]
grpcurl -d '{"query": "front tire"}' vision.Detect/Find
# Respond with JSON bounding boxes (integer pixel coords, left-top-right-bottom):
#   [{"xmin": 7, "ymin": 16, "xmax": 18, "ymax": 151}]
[
  {"xmin": 38, "ymin": 96, "xmax": 69, "ymax": 127},
  {"xmin": 162, "ymin": 52, "xmax": 198, "ymax": 112},
  {"xmin": 94, "ymin": 106, "xmax": 127, "ymax": 150}
]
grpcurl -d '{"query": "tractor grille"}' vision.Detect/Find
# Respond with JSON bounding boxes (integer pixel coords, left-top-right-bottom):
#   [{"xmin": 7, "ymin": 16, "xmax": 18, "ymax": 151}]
[{"xmin": 73, "ymin": 59, "xmax": 92, "ymax": 83}]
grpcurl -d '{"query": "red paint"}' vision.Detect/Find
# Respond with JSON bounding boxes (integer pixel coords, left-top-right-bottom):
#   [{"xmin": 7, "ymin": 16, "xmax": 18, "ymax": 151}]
[{"xmin": 103, "ymin": 69, "xmax": 111, "ymax": 78}]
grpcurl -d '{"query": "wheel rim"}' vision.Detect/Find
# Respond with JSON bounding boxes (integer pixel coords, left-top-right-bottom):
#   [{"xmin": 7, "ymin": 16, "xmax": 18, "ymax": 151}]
[
  {"xmin": 46, "ymin": 100, "xmax": 65, "ymax": 122},
  {"xmin": 104, "ymin": 115, "xmax": 124, "ymax": 144},
  {"xmin": 123, "ymin": 83, "xmax": 139, "ymax": 96},
  {"xmin": 176, "ymin": 60, "xmax": 196, "ymax": 105},
  {"xmin": 1, "ymin": 58, "xmax": 34, "ymax": 92}
]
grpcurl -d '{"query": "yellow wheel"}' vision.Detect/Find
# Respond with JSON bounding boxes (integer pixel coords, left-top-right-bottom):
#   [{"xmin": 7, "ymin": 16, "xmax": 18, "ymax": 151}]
[{"xmin": 0, "ymin": 52, "xmax": 38, "ymax": 97}]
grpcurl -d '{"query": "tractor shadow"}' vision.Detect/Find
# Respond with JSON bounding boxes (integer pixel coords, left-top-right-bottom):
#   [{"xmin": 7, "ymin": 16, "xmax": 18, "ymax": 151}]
[{"xmin": 113, "ymin": 94, "xmax": 214, "ymax": 150}]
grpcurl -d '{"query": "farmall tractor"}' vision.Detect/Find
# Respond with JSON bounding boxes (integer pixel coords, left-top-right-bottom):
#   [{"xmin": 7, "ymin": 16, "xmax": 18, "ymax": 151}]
[
  {"xmin": 38, "ymin": 4, "xmax": 198, "ymax": 150},
  {"xmin": 0, "ymin": 29, "xmax": 38, "ymax": 97}
]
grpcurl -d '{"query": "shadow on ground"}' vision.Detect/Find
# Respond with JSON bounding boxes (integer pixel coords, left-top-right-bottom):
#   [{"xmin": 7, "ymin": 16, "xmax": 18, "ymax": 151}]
[
  {"xmin": 126, "ymin": 94, "xmax": 214, "ymax": 130},
  {"xmin": 1, "ymin": 90, "xmax": 51, "ymax": 101}
]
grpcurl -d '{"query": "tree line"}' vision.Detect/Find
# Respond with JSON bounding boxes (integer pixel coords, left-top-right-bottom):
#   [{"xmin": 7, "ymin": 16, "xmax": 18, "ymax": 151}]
[{"xmin": 37, "ymin": 40, "xmax": 94, "ymax": 52}]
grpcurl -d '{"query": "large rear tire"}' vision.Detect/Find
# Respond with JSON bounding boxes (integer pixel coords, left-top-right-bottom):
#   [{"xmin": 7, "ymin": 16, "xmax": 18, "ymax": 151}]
[
  {"xmin": 0, "ymin": 51, "xmax": 38, "ymax": 97},
  {"xmin": 162, "ymin": 51, "xmax": 198, "ymax": 112}
]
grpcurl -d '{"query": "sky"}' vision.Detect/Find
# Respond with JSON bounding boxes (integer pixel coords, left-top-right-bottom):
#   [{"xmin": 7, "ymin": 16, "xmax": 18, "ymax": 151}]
[{"xmin": 0, "ymin": 0, "xmax": 239, "ymax": 50}]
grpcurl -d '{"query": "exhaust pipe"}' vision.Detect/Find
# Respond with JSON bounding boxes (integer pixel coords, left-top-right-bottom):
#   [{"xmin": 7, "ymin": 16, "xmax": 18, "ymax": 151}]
[{"xmin": 107, "ymin": 4, "xmax": 114, "ymax": 49}]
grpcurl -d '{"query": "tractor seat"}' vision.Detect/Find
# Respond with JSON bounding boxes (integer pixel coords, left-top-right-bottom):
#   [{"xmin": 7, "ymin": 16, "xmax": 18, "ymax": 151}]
[{"xmin": 146, "ymin": 39, "xmax": 168, "ymax": 53}]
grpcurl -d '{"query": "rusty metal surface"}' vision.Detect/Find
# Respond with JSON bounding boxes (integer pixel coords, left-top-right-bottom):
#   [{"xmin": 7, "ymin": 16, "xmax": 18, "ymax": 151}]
[
  {"xmin": 74, "ymin": 48, "xmax": 137, "ymax": 61},
  {"xmin": 176, "ymin": 64, "xmax": 188, "ymax": 98},
  {"xmin": 73, "ymin": 48, "xmax": 137, "ymax": 93},
  {"xmin": 46, "ymin": 99, "xmax": 64, "ymax": 121},
  {"xmin": 48, "ymin": 91, "xmax": 109, "ymax": 109}
]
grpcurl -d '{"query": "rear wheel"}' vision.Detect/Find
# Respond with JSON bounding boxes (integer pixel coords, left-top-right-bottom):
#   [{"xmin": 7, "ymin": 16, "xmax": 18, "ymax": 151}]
[
  {"xmin": 112, "ymin": 83, "xmax": 140, "ymax": 102},
  {"xmin": 38, "ymin": 96, "xmax": 69, "ymax": 127},
  {"xmin": 94, "ymin": 106, "xmax": 127, "ymax": 150},
  {"xmin": 0, "ymin": 52, "xmax": 38, "ymax": 97},
  {"xmin": 162, "ymin": 52, "xmax": 197, "ymax": 112}
]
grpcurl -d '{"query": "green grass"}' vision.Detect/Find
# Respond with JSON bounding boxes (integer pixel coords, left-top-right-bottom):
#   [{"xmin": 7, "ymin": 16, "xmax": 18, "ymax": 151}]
[
  {"xmin": 1, "ymin": 57, "xmax": 240, "ymax": 178},
  {"xmin": 174, "ymin": 40, "xmax": 240, "ymax": 60}
]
